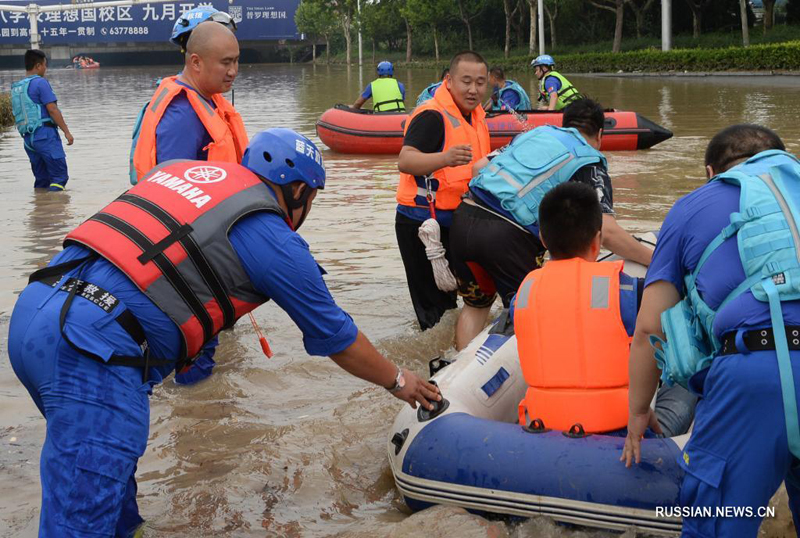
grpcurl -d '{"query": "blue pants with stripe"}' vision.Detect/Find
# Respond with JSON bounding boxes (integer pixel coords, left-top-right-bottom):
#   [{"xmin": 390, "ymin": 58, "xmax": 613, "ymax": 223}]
[
  {"xmin": 8, "ymin": 283, "xmax": 149, "ymax": 537},
  {"xmin": 24, "ymin": 131, "xmax": 69, "ymax": 190},
  {"xmin": 679, "ymin": 350, "xmax": 800, "ymax": 537}
]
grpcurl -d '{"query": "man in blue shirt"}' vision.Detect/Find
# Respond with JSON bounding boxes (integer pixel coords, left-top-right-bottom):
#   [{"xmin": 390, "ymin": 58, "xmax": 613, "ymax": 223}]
[
  {"xmin": 12, "ymin": 50, "xmax": 74, "ymax": 191},
  {"xmin": 135, "ymin": 21, "xmax": 247, "ymax": 383},
  {"xmin": 622, "ymin": 125, "xmax": 800, "ymax": 537},
  {"xmin": 352, "ymin": 61, "xmax": 406, "ymax": 112},
  {"xmin": 484, "ymin": 66, "xmax": 531, "ymax": 112},
  {"xmin": 8, "ymin": 128, "xmax": 440, "ymax": 538}
]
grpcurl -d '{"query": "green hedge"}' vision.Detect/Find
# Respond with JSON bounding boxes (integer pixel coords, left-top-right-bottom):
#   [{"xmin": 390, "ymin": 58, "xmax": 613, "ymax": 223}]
[
  {"xmin": 499, "ymin": 40, "xmax": 800, "ymax": 73},
  {"xmin": 0, "ymin": 93, "xmax": 13, "ymax": 128}
]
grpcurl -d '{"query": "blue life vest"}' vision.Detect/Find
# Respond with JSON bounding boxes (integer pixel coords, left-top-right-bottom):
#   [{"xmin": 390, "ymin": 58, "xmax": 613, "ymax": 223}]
[
  {"xmin": 415, "ymin": 82, "xmax": 441, "ymax": 107},
  {"xmin": 492, "ymin": 80, "xmax": 532, "ymax": 111},
  {"xmin": 651, "ymin": 150, "xmax": 800, "ymax": 458},
  {"xmin": 469, "ymin": 125, "xmax": 606, "ymax": 227},
  {"xmin": 11, "ymin": 75, "xmax": 53, "ymax": 137}
]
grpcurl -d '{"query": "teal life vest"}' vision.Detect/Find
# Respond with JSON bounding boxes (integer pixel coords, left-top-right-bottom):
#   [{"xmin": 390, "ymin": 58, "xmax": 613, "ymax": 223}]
[
  {"xmin": 651, "ymin": 150, "xmax": 800, "ymax": 458},
  {"xmin": 491, "ymin": 80, "xmax": 532, "ymax": 111},
  {"xmin": 11, "ymin": 75, "xmax": 53, "ymax": 138},
  {"xmin": 469, "ymin": 125, "xmax": 606, "ymax": 227},
  {"xmin": 129, "ymin": 77, "xmax": 164, "ymax": 185},
  {"xmin": 416, "ymin": 82, "xmax": 441, "ymax": 107}
]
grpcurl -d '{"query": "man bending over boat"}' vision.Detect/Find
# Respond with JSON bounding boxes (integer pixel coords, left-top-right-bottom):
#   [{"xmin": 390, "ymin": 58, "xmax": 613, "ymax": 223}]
[
  {"xmin": 512, "ymin": 182, "xmax": 694, "ymax": 436},
  {"xmin": 449, "ymin": 98, "xmax": 652, "ymax": 350},
  {"xmin": 7, "ymin": 128, "xmax": 440, "ymax": 538},
  {"xmin": 622, "ymin": 125, "xmax": 800, "ymax": 537}
]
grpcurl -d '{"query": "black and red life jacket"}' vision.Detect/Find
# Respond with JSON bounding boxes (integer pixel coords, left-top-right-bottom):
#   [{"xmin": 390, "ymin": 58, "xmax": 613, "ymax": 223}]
[{"xmin": 65, "ymin": 160, "xmax": 285, "ymax": 362}]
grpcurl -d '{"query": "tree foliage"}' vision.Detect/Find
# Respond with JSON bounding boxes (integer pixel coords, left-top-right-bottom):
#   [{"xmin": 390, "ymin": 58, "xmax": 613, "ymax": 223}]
[{"xmin": 294, "ymin": 0, "xmax": 799, "ymax": 62}]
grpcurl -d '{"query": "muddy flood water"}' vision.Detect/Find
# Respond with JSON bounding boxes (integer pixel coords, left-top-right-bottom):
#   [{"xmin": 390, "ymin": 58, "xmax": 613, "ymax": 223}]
[{"xmin": 1, "ymin": 65, "xmax": 800, "ymax": 537}]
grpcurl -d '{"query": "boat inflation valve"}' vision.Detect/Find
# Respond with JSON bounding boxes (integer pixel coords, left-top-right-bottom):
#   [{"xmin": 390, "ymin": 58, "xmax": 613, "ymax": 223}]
[
  {"xmin": 523, "ymin": 418, "xmax": 550, "ymax": 434},
  {"xmin": 391, "ymin": 429, "xmax": 409, "ymax": 455},
  {"xmin": 429, "ymin": 356, "xmax": 451, "ymax": 377},
  {"xmin": 417, "ymin": 380, "xmax": 449, "ymax": 422},
  {"xmin": 563, "ymin": 423, "xmax": 592, "ymax": 439}
]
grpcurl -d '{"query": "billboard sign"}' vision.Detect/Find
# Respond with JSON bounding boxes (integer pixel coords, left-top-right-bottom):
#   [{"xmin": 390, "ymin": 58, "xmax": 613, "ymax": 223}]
[{"xmin": 0, "ymin": 0, "xmax": 301, "ymax": 45}]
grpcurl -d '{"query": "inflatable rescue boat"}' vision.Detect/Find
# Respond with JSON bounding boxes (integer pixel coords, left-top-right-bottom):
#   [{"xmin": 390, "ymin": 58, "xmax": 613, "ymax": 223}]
[
  {"xmin": 316, "ymin": 105, "xmax": 672, "ymax": 154},
  {"xmin": 388, "ymin": 237, "xmax": 688, "ymax": 536}
]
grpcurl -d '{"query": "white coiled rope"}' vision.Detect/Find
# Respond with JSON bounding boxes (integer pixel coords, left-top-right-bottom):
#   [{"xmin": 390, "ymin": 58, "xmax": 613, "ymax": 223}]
[{"xmin": 418, "ymin": 218, "xmax": 458, "ymax": 292}]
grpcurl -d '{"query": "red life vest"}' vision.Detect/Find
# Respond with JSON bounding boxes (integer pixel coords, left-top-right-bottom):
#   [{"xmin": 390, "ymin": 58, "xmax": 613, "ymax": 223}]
[
  {"xmin": 65, "ymin": 160, "xmax": 285, "ymax": 362},
  {"xmin": 514, "ymin": 258, "xmax": 632, "ymax": 433}
]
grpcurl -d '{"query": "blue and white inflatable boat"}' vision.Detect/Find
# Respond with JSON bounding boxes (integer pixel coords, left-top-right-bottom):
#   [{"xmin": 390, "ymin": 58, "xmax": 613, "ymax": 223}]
[{"xmin": 388, "ymin": 235, "xmax": 688, "ymax": 535}]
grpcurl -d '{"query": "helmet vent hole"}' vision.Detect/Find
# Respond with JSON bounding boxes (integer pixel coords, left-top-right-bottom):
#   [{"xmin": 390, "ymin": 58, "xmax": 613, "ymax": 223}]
[
  {"xmin": 263, "ymin": 151, "xmax": 272, "ymax": 162},
  {"xmin": 286, "ymin": 159, "xmax": 295, "ymax": 168}
]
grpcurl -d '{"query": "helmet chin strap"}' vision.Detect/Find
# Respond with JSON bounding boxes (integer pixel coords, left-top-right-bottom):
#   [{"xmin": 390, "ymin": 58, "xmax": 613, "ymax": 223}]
[{"xmin": 279, "ymin": 183, "xmax": 313, "ymax": 230}]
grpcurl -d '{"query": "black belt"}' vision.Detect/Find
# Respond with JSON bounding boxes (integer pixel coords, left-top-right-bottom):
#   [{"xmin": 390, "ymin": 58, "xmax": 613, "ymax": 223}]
[
  {"xmin": 29, "ymin": 255, "xmax": 173, "ymax": 382},
  {"xmin": 720, "ymin": 326, "xmax": 800, "ymax": 355}
]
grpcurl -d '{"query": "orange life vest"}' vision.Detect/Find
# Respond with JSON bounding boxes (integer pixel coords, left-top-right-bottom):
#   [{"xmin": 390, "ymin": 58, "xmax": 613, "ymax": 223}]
[
  {"xmin": 514, "ymin": 258, "xmax": 631, "ymax": 433},
  {"xmin": 132, "ymin": 76, "xmax": 249, "ymax": 183},
  {"xmin": 396, "ymin": 84, "xmax": 490, "ymax": 212}
]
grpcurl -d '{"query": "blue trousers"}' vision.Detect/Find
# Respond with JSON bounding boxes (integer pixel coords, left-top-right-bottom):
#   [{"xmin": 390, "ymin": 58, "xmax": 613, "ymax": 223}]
[
  {"xmin": 8, "ymin": 284, "xmax": 149, "ymax": 537},
  {"xmin": 24, "ymin": 132, "xmax": 68, "ymax": 190},
  {"xmin": 679, "ymin": 350, "xmax": 800, "ymax": 537}
]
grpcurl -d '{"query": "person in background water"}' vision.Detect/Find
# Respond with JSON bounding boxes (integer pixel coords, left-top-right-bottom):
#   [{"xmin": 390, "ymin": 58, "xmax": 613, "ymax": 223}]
[
  {"xmin": 621, "ymin": 125, "xmax": 800, "ymax": 537},
  {"xmin": 513, "ymin": 182, "xmax": 694, "ymax": 437},
  {"xmin": 484, "ymin": 66, "xmax": 531, "ymax": 112},
  {"xmin": 415, "ymin": 67, "xmax": 449, "ymax": 107},
  {"xmin": 396, "ymin": 50, "xmax": 491, "ymax": 331},
  {"xmin": 131, "ymin": 18, "xmax": 245, "ymax": 385},
  {"xmin": 7, "ymin": 128, "xmax": 441, "ymax": 538},
  {"xmin": 352, "ymin": 61, "xmax": 406, "ymax": 112},
  {"xmin": 449, "ymin": 98, "xmax": 652, "ymax": 350},
  {"xmin": 11, "ymin": 50, "xmax": 74, "ymax": 191},
  {"xmin": 530, "ymin": 54, "xmax": 582, "ymax": 111}
]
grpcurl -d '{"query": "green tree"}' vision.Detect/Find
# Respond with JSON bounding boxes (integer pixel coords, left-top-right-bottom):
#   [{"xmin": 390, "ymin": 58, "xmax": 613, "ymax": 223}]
[
  {"xmin": 455, "ymin": 0, "xmax": 484, "ymax": 50},
  {"xmin": 627, "ymin": 0, "xmax": 656, "ymax": 38},
  {"xmin": 295, "ymin": 0, "xmax": 338, "ymax": 63},
  {"xmin": 763, "ymin": 0, "xmax": 776, "ymax": 31},
  {"xmin": 405, "ymin": 0, "xmax": 453, "ymax": 61},
  {"xmin": 588, "ymin": 0, "xmax": 627, "ymax": 53},
  {"xmin": 328, "ymin": 0, "xmax": 357, "ymax": 64}
]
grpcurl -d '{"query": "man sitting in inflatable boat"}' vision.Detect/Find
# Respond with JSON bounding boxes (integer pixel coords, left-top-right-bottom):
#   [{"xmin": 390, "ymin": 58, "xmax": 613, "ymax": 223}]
[{"xmin": 513, "ymin": 182, "xmax": 696, "ymax": 436}]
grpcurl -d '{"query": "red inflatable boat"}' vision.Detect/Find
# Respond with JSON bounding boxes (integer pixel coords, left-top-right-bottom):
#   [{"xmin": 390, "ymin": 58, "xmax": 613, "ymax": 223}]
[{"xmin": 316, "ymin": 105, "xmax": 672, "ymax": 154}]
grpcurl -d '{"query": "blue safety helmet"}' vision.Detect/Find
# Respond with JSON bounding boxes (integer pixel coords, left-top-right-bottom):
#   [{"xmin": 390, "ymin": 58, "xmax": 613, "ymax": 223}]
[
  {"xmin": 242, "ymin": 128, "xmax": 325, "ymax": 190},
  {"xmin": 531, "ymin": 54, "xmax": 555, "ymax": 68},
  {"xmin": 170, "ymin": 6, "xmax": 237, "ymax": 48},
  {"xmin": 377, "ymin": 61, "xmax": 394, "ymax": 76}
]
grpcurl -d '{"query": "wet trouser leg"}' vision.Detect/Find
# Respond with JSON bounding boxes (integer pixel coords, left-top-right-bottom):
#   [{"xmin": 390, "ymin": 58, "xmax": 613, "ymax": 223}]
[
  {"xmin": 24, "ymin": 134, "xmax": 68, "ymax": 191},
  {"xmin": 8, "ymin": 287, "xmax": 149, "ymax": 538},
  {"xmin": 395, "ymin": 212, "xmax": 457, "ymax": 330},
  {"xmin": 678, "ymin": 351, "xmax": 800, "ymax": 537},
  {"xmin": 655, "ymin": 384, "xmax": 697, "ymax": 438}
]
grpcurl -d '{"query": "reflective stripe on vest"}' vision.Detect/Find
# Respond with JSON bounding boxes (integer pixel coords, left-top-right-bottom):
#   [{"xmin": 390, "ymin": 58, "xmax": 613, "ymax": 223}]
[
  {"xmin": 65, "ymin": 160, "xmax": 284, "ymax": 362},
  {"xmin": 469, "ymin": 125, "xmax": 606, "ymax": 227},
  {"xmin": 11, "ymin": 75, "xmax": 53, "ymax": 137},
  {"xmin": 492, "ymin": 80, "xmax": 533, "ymax": 111},
  {"xmin": 131, "ymin": 76, "xmax": 249, "ymax": 183},
  {"xmin": 396, "ymin": 84, "xmax": 491, "ymax": 212},
  {"xmin": 371, "ymin": 77, "xmax": 406, "ymax": 112},
  {"xmin": 538, "ymin": 71, "xmax": 582, "ymax": 111},
  {"xmin": 514, "ymin": 259, "xmax": 631, "ymax": 433}
]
